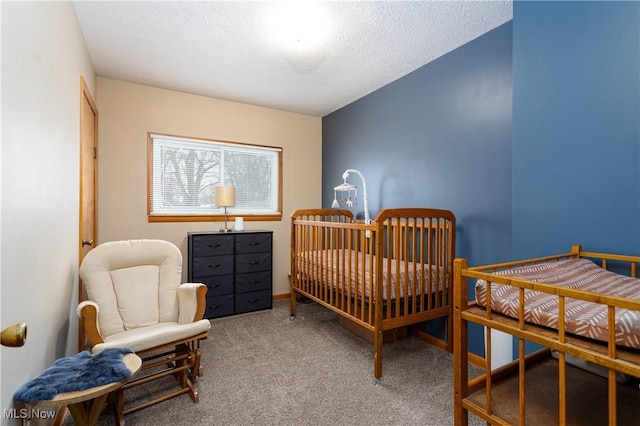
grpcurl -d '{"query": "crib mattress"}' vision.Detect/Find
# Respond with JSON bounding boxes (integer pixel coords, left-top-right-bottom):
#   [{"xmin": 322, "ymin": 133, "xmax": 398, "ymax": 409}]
[
  {"xmin": 475, "ymin": 258, "xmax": 640, "ymax": 350},
  {"xmin": 295, "ymin": 249, "xmax": 448, "ymax": 301}
]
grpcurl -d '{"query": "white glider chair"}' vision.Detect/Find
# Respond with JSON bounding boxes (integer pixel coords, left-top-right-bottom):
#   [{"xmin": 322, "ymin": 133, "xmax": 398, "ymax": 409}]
[{"xmin": 78, "ymin": 239, "xmax": 211, "ymax": 422}]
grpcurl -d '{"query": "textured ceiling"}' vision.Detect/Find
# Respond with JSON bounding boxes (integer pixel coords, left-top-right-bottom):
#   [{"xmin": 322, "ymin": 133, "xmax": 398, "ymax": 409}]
[{"xmin": 73, "ymin": 1, "xmax": 512, "ymax": 117}]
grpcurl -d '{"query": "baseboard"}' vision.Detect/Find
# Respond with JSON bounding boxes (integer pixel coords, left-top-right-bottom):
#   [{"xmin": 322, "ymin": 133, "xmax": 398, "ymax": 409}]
[
  {"xmin": 467, "ymin": 351, "xmax": 487, "ymax": 369},
  {"xmin": 272, "ymin": 293, "xmax": 290, "ymax": 301}
]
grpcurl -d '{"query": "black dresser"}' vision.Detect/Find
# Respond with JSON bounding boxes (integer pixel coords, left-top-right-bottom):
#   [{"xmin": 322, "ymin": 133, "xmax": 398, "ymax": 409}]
[{"xmin": 188, "ymin": 230, "xmax": 273, "ymax": 319}]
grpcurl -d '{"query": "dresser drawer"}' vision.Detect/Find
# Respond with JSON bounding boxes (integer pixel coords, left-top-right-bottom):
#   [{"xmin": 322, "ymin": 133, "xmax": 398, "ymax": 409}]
[
  {"xmin": 235, "ymin": 271, "xmax": 271, "ymax": 293},
  {"xmin": 195, "ymin": 274, "xmax": 234, "ymax": 297},
  {"xmin": 192, "ymin": 255, "xmax": 234, "ymax": 277},
  {"xmin": 235, "ymin": 233, "xmax": 272, "ymax": 254},
  {"xmin": 236, "ymin": 252, "xmax": 272, "ymax": 274},
  {"xmin": 235, "ymin": 289, "xmax": 271, "ymax": 314},
  {"xmin": 206, "ymin": 294, "xmax": 234, "ymax": 319},
  {"xmin": 192, "ymin": 234, "xmax": 234, "ymax": 256}
]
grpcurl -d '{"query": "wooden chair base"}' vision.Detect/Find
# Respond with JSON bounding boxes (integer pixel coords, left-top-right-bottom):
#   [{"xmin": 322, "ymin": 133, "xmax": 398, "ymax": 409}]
[{"xmin": 112, "ymin": 334, "xmax": 207, "ymax": 425}]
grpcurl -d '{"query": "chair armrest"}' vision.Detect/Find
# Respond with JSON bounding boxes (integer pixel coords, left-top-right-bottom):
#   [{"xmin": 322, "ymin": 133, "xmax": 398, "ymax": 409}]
[
  {"xmin": 77, "ymin": 301, "xmax": 104, "ymax": 347},
  {"xmin": 177, "ymin": 283, "xmax": 208, "ymax": 323}
]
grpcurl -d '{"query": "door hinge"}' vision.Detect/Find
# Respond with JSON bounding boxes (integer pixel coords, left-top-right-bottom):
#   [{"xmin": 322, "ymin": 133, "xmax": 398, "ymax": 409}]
[{"xmin": 93, "ymin": 147, "xmax": 97, "ymax": 159}]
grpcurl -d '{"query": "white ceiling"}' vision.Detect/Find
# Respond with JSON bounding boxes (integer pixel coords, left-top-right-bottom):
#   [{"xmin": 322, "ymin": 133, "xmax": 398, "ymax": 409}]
[{"xmin": 73, "ymin": 1, "xmax": 512, "ymax": 117}]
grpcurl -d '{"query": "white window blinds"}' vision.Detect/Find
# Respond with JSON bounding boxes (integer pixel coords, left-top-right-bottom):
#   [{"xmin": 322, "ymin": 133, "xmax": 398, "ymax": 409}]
[{"xmin": 149, "ymin": 133, "xmax": 281, "ymax": 217}]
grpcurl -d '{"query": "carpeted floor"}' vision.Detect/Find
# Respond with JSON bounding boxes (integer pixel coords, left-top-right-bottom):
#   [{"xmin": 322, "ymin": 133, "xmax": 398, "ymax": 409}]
[{"xmin": 66, "ymin": 300, "xmax": 483, "ymax": 425}]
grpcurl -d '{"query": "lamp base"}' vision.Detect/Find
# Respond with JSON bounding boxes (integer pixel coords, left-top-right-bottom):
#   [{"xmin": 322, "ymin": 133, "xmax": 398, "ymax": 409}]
[{"xmin": 219, "ymin": 208, "xmax": 233, "ymax": 233}]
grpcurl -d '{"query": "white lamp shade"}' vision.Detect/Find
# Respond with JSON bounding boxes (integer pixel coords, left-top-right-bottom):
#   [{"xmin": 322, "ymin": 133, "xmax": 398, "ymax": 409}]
[{"xmin": 215, "ymin": 186, "xmax": 236, "ymax": 207}]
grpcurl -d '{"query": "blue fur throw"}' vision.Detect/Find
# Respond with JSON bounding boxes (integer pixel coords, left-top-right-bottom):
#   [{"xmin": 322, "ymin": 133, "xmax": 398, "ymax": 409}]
[{"xmin": 14, "ymin": 347, "xmax": 134, "ymax": 403}]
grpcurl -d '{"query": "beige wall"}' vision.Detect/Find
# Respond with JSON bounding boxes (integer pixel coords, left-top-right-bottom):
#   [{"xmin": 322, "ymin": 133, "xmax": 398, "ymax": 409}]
[
  {"xmin": 1, "ymin": 1, "xmax": 96, "ymax": 416},
  {"xmin": 96, "ymin": 78, "xmax": 322, "ymax": 296}
]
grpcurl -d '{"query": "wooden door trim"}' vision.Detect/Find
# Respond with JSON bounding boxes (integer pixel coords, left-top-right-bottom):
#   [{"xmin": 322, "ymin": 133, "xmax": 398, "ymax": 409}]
[
  {"xmin": 79, "ymin": 76, "xmax": 98, "ymax": 351},
  {"xmin": 79, "ymin": 76, "xmax": 98, "ymax": 261}
]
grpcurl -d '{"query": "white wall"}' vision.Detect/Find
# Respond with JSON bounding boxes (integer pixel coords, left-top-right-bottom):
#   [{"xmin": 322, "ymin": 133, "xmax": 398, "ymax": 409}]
[
  {"xmin": 1, "ymin": 1, "xmax": 95, "ymax": 417},
  {"xmin": 96, "ymin": 78, "xmax": 322, "ymax": 297},
  {"xmin": 0, "ymin": 2, "xmax": 322, "ymax": 418}
]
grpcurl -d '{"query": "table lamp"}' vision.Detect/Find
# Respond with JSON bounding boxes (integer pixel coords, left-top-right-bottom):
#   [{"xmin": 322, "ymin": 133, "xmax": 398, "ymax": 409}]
[{"xmin": 215, "ymin": 185, "xmax": 236, "ymax": 233}]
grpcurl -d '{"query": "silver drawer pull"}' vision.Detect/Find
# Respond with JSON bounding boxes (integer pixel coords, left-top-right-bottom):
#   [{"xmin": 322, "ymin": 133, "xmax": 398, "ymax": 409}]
[
  {"xmin": 208, "ymin": 244, "xmax": 221, "ymax": 248},
  {"xmin": 208, "ymin": 284, "xmax": 220, "ymax": 288},
  {"xmin": 249, "ymin": 261, "xmax": 260, "ymax": 265},
  {"xmin": 208, "ymin": 264, "xmax": 222, "ymax": 268},
  {"xmin": 249, "ymin": 242, "xmax": 260, "ymax": 246},
  {"xmin": 249, "ymin": 298, "xmax": 260, "ymax": 303},
  {"xmin": 249, "ymin": 280, "xmax": 260, "ymax": 284}
]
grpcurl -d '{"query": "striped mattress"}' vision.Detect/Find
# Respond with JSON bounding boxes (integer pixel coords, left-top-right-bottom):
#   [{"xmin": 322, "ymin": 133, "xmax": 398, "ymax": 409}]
[
  {"xmin": 475, "ymin": 258, "xmax": 640, "ymax": 350},
  {"xmin": 296, "ymin": 249, "xmax": 448, "ymax": 301}
]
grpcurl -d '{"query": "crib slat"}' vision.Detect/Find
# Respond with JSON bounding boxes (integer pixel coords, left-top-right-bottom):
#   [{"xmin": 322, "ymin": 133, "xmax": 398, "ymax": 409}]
[
  {"xmin": 558, "ymin": 296, "xmax": 566, "ymax": 425},
  {"xmin": 608, "ymin": 305, "xmax": 617, "ymax": 425}
]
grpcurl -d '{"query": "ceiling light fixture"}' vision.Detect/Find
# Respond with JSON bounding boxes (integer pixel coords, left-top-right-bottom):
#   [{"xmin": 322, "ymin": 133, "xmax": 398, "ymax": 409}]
[{"xmin": 268, "ymin": 1, "xmax": 331, "ymax": 52}]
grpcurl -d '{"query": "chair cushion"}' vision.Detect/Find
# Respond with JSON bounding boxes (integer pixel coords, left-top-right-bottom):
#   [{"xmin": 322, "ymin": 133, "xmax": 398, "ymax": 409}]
[
  {"xmin": 91, "ymin": 320, "xmax": 211, "ymax": 353},
  {"xmin": 79, "ymin": 240, "xmax": 183, "ymax": 338},
  {"xmin": 111, "ymin": 265, "xmax": 160, "ymax": 330}
]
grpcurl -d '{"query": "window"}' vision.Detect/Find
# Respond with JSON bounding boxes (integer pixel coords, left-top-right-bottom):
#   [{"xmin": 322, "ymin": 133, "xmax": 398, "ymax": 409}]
[{"xmin": 148, "ymin": 133, "xmax": 282, "ymax": 222}]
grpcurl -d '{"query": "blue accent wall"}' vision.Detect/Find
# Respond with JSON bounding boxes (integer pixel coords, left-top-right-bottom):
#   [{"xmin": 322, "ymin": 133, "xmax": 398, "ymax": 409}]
[
  {"xmin": 323, "ymin": 22, "xmax": 514, "ymax": 268},
  {"xmin": 512, "ymin": 1, "xmax": 640, "ymax": 259},
  {"xmin": 323, "ymin": 22, "xmax": 513, "ymax": 353},
  {"xmin": 322, "ymin": 1, "xmax": 639, "ymax": 356}
]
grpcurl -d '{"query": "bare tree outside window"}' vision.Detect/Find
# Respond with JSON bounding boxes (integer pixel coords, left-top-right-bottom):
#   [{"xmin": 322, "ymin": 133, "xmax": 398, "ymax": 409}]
[
  {"xmin": 225, "ymin": 151, "xmax": 273, "ymax": 209},
  {"xmin": 161, "ymin": 147, "xmax": 220, "ymax": 207}
]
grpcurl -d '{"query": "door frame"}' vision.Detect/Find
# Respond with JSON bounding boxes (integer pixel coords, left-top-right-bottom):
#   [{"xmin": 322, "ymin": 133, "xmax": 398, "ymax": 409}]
[{"xmin": 78, "ymin": 77, "xmax": 98, "ymax": 350}]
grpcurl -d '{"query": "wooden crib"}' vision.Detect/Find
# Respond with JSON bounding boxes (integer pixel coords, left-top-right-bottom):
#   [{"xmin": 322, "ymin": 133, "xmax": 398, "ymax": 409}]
[
  {"xmin": 290, "ymin": 207, "xmax": 456, "ymax": 380},
  {"xmin": 453, "ymin": 245, "xmax": 640, "ymax": 425}
]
